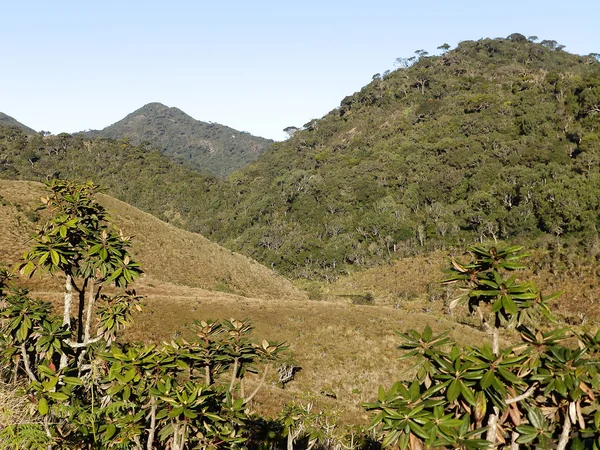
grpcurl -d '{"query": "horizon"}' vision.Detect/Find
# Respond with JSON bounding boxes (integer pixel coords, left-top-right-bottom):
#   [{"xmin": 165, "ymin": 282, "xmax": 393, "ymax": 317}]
[{"xmin": 2, "ymin": 0, "xmax": 599, "ymax": 141}]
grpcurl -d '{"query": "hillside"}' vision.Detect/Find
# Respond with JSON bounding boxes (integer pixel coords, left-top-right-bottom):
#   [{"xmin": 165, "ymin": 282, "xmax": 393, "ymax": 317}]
[
  {"xmin": 83, "ymin": 102, "xmax": 273, "ymax": 177},
  {"xmin": 0, "ymin": 180, "xmax": 304, "ymax": 300},
  {"xmin": 0, "ymin": 179, "xmax": 490, "ymax": 423},
  {"xmin": 196, "ymin": 36, "xmax": 600, "ymax": 279},
  {"xmin": 0, "ymin": 112, "xmax": 36, "ymax": 134}
]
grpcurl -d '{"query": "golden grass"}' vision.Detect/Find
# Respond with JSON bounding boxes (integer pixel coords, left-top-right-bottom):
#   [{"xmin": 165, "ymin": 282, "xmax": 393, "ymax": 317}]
[
  {"xmin": 121, "ymin": 282, "xmax": 487, "ymax": 424},
  {"xmin": 0, "ymin": 382, "xmax": 35, "ymax": 428},
  {"xmin": 0, "ymin": 180, "xmax": 305, "ymax": 301},
  {"xmin": 328, "ymin": 248, "xmax": 600, "ymax": 324}
]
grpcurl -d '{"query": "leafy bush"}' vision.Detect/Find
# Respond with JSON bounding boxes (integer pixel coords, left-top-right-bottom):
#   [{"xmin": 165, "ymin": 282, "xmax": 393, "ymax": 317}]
[{"xmin": 365, "ymin": 245, "xmax": 600, "ymax": 449}]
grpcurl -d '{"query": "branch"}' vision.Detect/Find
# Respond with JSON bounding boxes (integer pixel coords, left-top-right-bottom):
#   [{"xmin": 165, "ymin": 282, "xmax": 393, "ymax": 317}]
[
  {"xmin": 244, "ymin": 363, "xmax": 270, "ymax": 404},
  {"xmin": 557, "ymin": 412, "xmax": 571, "ymax": 450},
  {"xmin": 65, "ymin": 336, "xmax": 103, "ymax": 348},
  {"xmin": 485, "ymin": 407, "xmax": 500, "ymax": 447},
  {"xmin": 20, "ymin": 344, "xmax": 38, "ymax": 383},
  {"xmin": 146, "ymin": 398, "xmax": 157, "ymax": 450},
  {"xmin": 229, "ymin": 358, "xmax": 239, "ymax": 392},
  {"xmin": 505, "ymin": 384, "xmax": 538, "ymax": 405}
]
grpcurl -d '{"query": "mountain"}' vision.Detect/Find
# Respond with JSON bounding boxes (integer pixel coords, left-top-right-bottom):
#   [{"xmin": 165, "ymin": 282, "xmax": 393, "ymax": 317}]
[
  {"xmin": 83, "ymin": 102, "xmax": 273, "ymax": 177},
  {"xmin": 194, "ymin": 36, "xmax": 600, "ymax": 279},
  {"xmin": 0, "ymin": 112, "xmax": 36, "ymax": 134}
]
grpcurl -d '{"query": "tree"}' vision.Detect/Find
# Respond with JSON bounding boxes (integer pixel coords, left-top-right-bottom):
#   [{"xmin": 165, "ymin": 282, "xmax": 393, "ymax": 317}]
[
  {"xmin": 541, "ymin": 40, "xmax": 558, "ymax": 50},
  {"xmin": 394, "ymin": 56, "xmax": 416, "ymax": 69},
  {"xmin": 19, "ymin": 179, "xmax": 142, "ymax": 368},
  {"xmin": 283, "ymin": 126, "xmax": 299, "ymax": 138},
  {"xmin": 3, "ymin": 180, "xmax": 286, "ymax": 449},
  {"xmin": 415, "ymin": 49, "xmax": 429, "ymax": 59},
  {"xmin": 507, "ymin": 33, "xmax": 527, "ymax": 42},
  {"xmin": 437, "ymin": 43, "xmax": 451, "ymax": 54}
]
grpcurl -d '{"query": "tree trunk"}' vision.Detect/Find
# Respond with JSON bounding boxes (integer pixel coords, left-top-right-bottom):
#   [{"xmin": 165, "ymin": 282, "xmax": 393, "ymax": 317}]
[
  {"xmin": 557, "ymin": 413, "xmax": 571, "ymax": 450},
  {"xmin": 84, "ymin": 280, "xmax": 98, "ymax": 343},
  {"xmin": 63, "ymin": 273, "xmax": 73, "ymax": 328},
  {"xmin": 147, "ymin": 399, "xmax": 157, "ymax": 450},
  {"xmin": 485, "ymin": 406, "xmax": 500, "ymax": 449},
  {"xmin": 204, "ymin": 365, "xmax": 211, "ymax": 385}
]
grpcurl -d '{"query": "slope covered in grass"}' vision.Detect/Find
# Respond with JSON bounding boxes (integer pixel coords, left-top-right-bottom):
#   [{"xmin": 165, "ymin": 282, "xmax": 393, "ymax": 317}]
[{"xmin": 0, "ymin": 180, "xmax": 304, "ymax": 300}]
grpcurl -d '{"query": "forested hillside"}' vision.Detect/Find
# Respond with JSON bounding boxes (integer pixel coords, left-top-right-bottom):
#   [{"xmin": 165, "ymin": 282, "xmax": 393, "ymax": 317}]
[
  {"xmin": 0, "ymin": 126, "xmax": 220, "ymax": 225},
  {"xmin": 200, "ymin": 36, "xmax": 600, "ymax": 279},
  {"xmin": 2, "ymin": 36, "xmax": 600, "ymax": 281},
  {"xmin": 83, "ymin": 102, "xmax": 273, "ymax": 177}
]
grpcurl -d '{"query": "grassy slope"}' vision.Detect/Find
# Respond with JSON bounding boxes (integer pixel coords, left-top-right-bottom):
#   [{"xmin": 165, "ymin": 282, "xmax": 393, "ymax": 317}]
[
  {"xmin": 0, "ymin": 180, "xmax": 303, "ymax": 300},
  {"xmin": 328, "ymin": 247, "xmax": 600, "ymax": 324},
  {"xmin": 0, "ymin": 180, "xmax": 489, "ymax": 423}
]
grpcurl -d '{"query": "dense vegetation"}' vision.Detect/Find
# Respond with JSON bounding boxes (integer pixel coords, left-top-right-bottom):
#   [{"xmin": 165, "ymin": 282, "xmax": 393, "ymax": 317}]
[
  {"xmin": 83, "ymin": 102, "xmax": 273, "ymax": 177},
  {"xmin": 0, "ymin": 127, "xmax": 220, "ymax": 225},
  {"xmin": 203, "ymin": 36, "xmax": 600, "ymax": 279},
  {"xmin": 2, "ymin": 36, "xmax": 600, "ymax": 282}
]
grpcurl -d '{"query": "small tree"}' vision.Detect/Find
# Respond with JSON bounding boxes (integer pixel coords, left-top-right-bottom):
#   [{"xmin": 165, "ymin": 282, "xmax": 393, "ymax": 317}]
[
  {"xmin": 2, "ymin": 180, "xmax": 287, "ymax": 449},
  {"xmin": 365, "ymin": 245, "xmax": 600, "ymax": 449},
  {"xmin": 19, "ymin": 180, "xmax": 142, "ymax": 368},
  {"xmin": 437, "ymin": 43, "xmax": 451, "ymax": 54}
]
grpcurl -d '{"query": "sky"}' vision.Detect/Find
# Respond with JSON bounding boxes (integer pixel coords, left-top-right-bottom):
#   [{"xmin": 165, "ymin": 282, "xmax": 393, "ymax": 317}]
[{"xmin": 2, "ymin": 0, "xmax": 599, "ymax": 141}]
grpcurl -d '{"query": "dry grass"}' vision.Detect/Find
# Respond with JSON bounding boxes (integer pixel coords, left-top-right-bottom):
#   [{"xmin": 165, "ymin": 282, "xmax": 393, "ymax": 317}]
[
  {"xmin": 328, "ymin": 249, "xmax": 600, "ymax": 324},
  {"xmin": 121, "ymin": 282, "xmax": 487, "ymax": 424},
  {"xmin": 0, "ymin": 382, "xmax": 35, "ymax": 428},
  {"xmin": 0, "ymin": 180, "xmax": 305, "ymax": 301}
]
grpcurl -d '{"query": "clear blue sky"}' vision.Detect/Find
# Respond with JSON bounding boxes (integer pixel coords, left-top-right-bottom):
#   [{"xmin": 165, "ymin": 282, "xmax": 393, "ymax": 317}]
[{"xmin": 2, "ymin": 0, "xmax": 599, "ymax": 140}]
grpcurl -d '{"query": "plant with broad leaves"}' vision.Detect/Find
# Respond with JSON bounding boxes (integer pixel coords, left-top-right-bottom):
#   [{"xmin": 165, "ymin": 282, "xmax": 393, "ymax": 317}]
[
  {"xmin": 365, "ymin": 245, "xmax": 600, "ymax": 449},
  {"xmin": 18, "ymin": 179, "xmax": 143, "ymax": 369}
]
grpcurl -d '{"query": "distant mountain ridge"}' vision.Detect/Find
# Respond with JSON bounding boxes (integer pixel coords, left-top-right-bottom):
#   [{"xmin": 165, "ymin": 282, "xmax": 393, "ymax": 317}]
[
  {"xmin": 83, "ymin": 102, "xmax": 273, "ymax": 177},
  {"xmin": 0, "ymin": 112, "xmax": 36, "ymax": 134}
]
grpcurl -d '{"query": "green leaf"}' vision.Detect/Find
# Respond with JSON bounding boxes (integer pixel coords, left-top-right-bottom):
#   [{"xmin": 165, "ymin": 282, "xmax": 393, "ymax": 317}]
[
  {"xmin": 502, "ymin": 295, "xmax": 518, "ymax": 315},
  {"xmin": 50, "ymin": 250, "xmax": 60, "ymax": 266},
  {"xmin": 46, "ymin": 392, "xmax": 69, "ymax": 401},
  {"xmin": 105, "ymin": 423, "xmax": 117, "ymax": 440},
  {"xmin": 382, "ymin": 430, "xmax": 401, "ymax": 448},
  {"xmin": 124, "ymin": 367, "xmax": 136, "ymax": 383},
  {"xmin": 38, "ymin": 397, "xmax": 49, "ymax": 416},
  {"xmin": 447, "ymin": 379, "xmax": 461, "ymax": 402},
  {"xmin": 460, "ymin": 381, "xmax": 476, "ymax": 406},
  {"xmin": 480, "ymin": 370, "xmax": 495, "ymax": 389}
]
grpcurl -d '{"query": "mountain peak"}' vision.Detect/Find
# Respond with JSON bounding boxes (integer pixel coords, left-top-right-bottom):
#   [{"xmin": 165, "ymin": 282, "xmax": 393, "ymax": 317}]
[{"xmin": 83, "ymin": 104, "xmax": 272, "ymax": 177}]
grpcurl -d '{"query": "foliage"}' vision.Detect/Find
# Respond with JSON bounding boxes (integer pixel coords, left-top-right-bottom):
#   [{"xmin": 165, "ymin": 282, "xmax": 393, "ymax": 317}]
[
  {"xmin": 365, "ymin": 245, "xmax": 600, "ymax": 449},
  {"xmin": 2, "ymin": 37, "xmax": 600, "ymax": 281}
]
